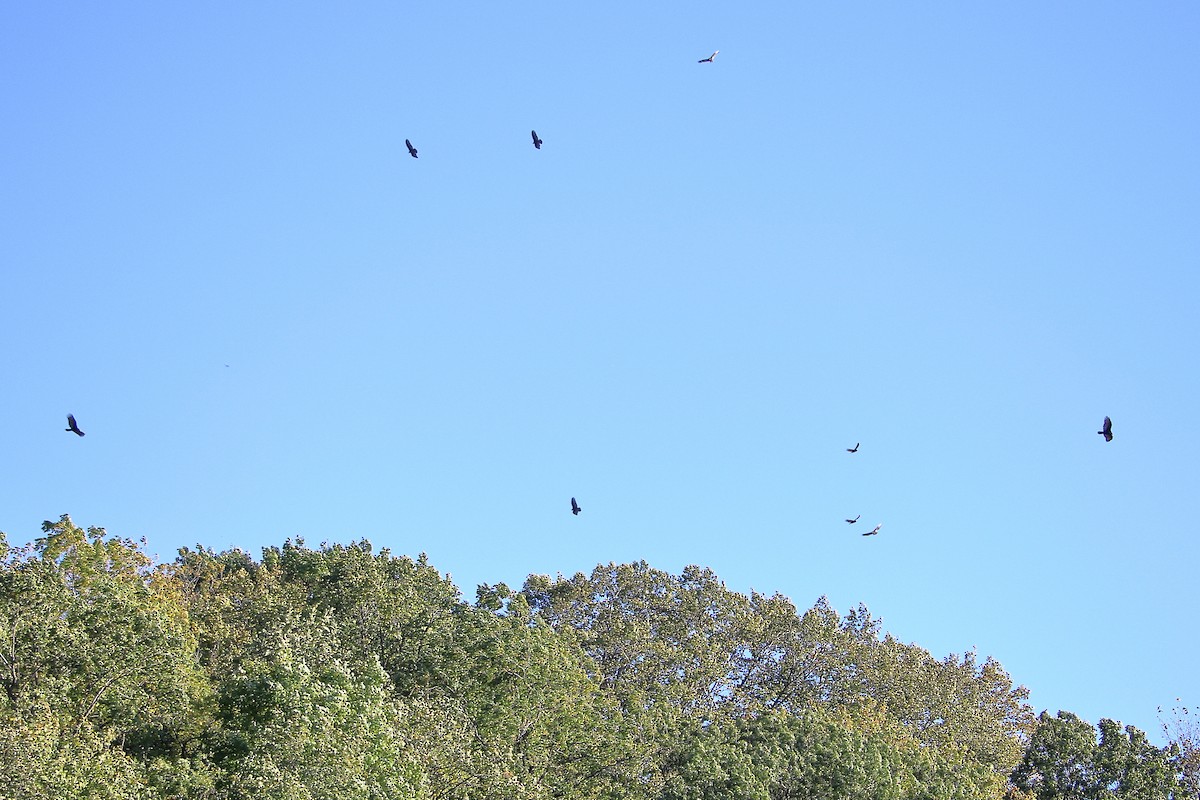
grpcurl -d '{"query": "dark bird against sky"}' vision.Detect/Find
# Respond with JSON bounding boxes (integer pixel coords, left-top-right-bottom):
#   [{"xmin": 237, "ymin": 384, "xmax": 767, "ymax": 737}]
[
  {"xmin": 571, "ymin": 497, "xmax": 581, "ymax": 516},
  {"xmin": 65, "ymin": 414, "xmax": 85, "ymax": 437},
  {"xmin": 1098, "ymin": 416, "xmax": 1113, "ymax": 442},
  {"xmin": 847, "ymin": 442, "xmax": 859, "ymax": 453},
  {"xmin": 698, "ymin": 50, "xmax": 719, "ymax": 63},
  {"xmin": 845, "ymin": 515, "xmax": 860, "ymax": 524},
  {"xmin": 405, "ymin": 139, "xmax": 418, "ymax": 159},
  {"xmin": 863, "ymin": 524, "xmax": 882, "ymax": 537},
  {"xmin": 531, "ymin": 130, "xmax": 543, "ymax": 149}
]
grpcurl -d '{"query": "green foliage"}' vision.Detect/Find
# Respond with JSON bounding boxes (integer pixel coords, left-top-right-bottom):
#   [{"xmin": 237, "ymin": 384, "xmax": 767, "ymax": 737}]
[
  {"xmin": 0, "ymin": 516, "xmax": 210, "ymax": 798},
  {"xmin": 1012, "ymin": 710, "xmax": 1178, "ymax": 799},
  {"xmin": 661, "ymin": 706, "xmax": 1002, "ymax": 800},
  {"xmin": 524, "ymin": 562, "xmax": 1035, "ymax": 784},
  {"xmin": 0, "ymin": 521, "xmax": 1182, "ymax": 799}
]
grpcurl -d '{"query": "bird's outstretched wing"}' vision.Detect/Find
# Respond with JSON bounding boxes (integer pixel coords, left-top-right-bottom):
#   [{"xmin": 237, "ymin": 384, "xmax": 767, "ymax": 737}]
[
  {"xmin": 847, "ymin": 442, "xmax": 859, "ymax": 453},
  {"xmin": 698, "ymin": 51, "xmax": 719, "ymax": 63},
  {"xmin": 845, "ymin": 515, "xmax": 860, "ymax": 524}
]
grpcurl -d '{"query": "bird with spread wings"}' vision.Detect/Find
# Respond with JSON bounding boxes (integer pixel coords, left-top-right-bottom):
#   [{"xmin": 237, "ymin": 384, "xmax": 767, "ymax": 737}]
[{"xmin": 65, "ymin": 414, "xmax": 85, "ymax": 437}]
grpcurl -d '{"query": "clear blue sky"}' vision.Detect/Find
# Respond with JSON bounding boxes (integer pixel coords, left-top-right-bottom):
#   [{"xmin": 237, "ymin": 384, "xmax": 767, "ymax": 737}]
[{"xmin": 3, "ymin": 3, "xmax": 1198, "ymax": 743}]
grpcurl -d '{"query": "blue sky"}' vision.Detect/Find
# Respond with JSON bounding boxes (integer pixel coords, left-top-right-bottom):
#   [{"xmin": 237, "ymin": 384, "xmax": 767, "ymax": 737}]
[{"xmin": 3, "ymin": 3, "xmax": 1198, "ymax": 743}]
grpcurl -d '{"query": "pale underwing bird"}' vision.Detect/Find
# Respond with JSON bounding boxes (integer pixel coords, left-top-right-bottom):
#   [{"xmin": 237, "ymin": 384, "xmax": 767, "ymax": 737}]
[
  {"xmin": 531, "ymin": 130, "xmax": 543, "ymax": 149},
  {"xmin": 847, "ymin": 442, "xmax": 859, "ymax": 453},
  {"xmin": 845, "ymin": 515, "xmax": 860, "ymax": 524},
  {"xmin": 65, "ymin": 414, "xmax": 85, "ymax": 437},
  {"xmin": 1098, "ymin": 416, "xmax": 1113, "ymax": 442},
  {"xmin": 571, "ymin": 497, "xmax": 581, "ymax": 516},
  {"xmin": 863, "ymin": 524, "xmax": 882, "ymax": 537},
  {"xmin": 405, "ymin": 139, "xmax": 418, "ymax": 159},
  {"xmin": 698, "ymin": 50, "xmax": 719, "ymax": 63}
]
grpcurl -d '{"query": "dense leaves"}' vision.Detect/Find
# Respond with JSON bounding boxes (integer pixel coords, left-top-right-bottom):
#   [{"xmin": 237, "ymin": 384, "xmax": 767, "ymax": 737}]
[
  {"xmin": 0, "ymin": 519, "xmax": 1185, "ymax": 798},
  {"xmin": 1012, "ymin": 710, "xmax": 1178, "ymax": 799}
]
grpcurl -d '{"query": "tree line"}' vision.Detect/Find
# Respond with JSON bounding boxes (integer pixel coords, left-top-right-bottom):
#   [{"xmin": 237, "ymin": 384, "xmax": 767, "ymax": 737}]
[{"xmin": 0, "ymin": 515, "xmax": 1193, "ymax": 799}]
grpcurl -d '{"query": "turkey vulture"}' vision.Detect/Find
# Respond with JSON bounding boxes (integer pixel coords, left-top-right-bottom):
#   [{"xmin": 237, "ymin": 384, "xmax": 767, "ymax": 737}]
[
  {"xmin": 698, "ymin": 51, "xmax": 719, "ymax": 63},
  {"xmin": 571, "ymin": 497, "xmax": 581, "ymax": 516},
  {"xmin": 863, "ymin": 524, "xmax": 882, "ymax": 537},
  {"xmin": 405, "ymin": 139, "xmax": 418, "ymax": 159},
  {"xmin": 531, "ymin": 130, "xmax": 543, "ymax": 149},
  {"xmin": 845, "ymin": 515, "xmax": 860, "ymax": 524},
  {"xmin": 1098, "ymin": 416, "xmax": 1113, "ymax": 442},
  {"xmin": 847, "ymin": 442, "xmax": 859, "ymax": 453},
  {"xmin": 65, "ymin": 414, "xmax": 85, "ymax": 437}
]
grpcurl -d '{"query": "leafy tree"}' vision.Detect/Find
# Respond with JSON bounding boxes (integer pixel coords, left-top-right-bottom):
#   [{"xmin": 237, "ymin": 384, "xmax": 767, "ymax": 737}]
[
  {"xmin": 464, "ymin": 584, "xmax": 652, "ymax": 799},
  {"xmin": 525, "ymin": 565, "xmax": 1033, "ymax": 782},
  {"xmin": 1012, "ymin": 710, "xmax": 1178, "ymax": 799},
  {"xmin": 662, "ymin": 705, "xmax": 1001, "ymax": 800},
  {"xmin": 0, "ymin": 516, "xmax": 211, "ymax": 797},
  {"xmin": 522, "ymin": 562, "xmax": 757, "ymax": 720},
  {"xmin": 210, "ymin": 606, "xmax": 420, "ymax": 799}
]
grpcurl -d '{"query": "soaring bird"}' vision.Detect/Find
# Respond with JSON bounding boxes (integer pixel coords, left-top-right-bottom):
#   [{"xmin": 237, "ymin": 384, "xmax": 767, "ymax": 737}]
[
  {"xmin": 863, "ymin": 524, "xmax": 882, "ymax": 537},
  {"xmin": 847, "ymin": 442, "xmax": 859, "ymax": 453},
  {"xmin": 845, "ymin": 515, "xmax": 860, "ymax": 524},
  {"xmin": 1098, "ymin": 416, "xmax": 1113, "ymax": 442},
  {"xmin": 65, "ymin": 414, "xmax": 85, "ymax": 437},
  {"xmin": 531, "ymin": 130, "xmax": 543, "ymax": 149},
  {"xmin": 698, "ymin": 50, "xmax": 719, "ymax": 63},
  {"xmin": 571, "ymin": 497, "xmax": 582, "ymax": 516},
  {"xmin": 405, "ymin": 139, "xmax": 418, "ymax": 159}
]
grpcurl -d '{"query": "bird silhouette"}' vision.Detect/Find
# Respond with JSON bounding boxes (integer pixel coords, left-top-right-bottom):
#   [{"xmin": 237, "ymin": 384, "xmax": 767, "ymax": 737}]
[
  {"xmin": 571, "ymin": 497, "xmax": 581, "ymax": 516},
  {"xmin": 405, "ymin": 139, "xmax": 418, "ymax": 159},
  {"xmin": 845, "ymin": 515, "xmax": 860, "ymax": 524},
  {"xmin": 863, "ymin": 524, "xmax": 882, "ymax": 537},
  {"xmin": 531, "ymin": 130, "xmax": 543, "ymax": 149},
  {"xmin": 698, "ymin": 50, "xmax": 719, "ymax": 63},
  {"xmin": 65, "ymin": 414, "xmax": 85, "ymax": 437},
  {"xmin": 1098, "ymin": 416, "xmax": 1113, "ymax": 442},
  {"xmin": 847, "ymin": 442, "xmax": 859, "ymax": 453}
]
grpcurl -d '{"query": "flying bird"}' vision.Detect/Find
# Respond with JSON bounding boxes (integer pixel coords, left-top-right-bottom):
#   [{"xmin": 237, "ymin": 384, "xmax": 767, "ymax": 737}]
[
  {"xmin": 1098, "ymin": 416, "xmax": 1113, "ymax": 442},
  {"xmin": 698, "ymin": 50, "xmax": 719, "ymax": 63},
  {"xmin": 531, "ymin": 130, "xmax": 543, "ymax": 149},
  {"xmin": 847, "ymin": 442, "xmax": 859, "ymax": 453},
  {"xmin": 405, "ymin": 139, "xmax": 418, "ymax": 159},
  {"xmin": 863, "ymin": 524, "xmax": 882, "ymax": 537},
  {"xmin": 845, "ymin": 515, "xmax": 860, "ymax": 524},
  {"xmin": 571, "ymin": 497, "xmax": 581, "ymax": 516},
  {"xmin": 65, "ymin": 414, "xmax": 85, "ymax": 437}
]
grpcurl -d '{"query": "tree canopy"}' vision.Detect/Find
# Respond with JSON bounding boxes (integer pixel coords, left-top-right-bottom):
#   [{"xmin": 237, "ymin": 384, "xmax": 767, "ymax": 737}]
[{"xmin": 0, "ymin": 517, "xmax": 1187, "ymax": 799}]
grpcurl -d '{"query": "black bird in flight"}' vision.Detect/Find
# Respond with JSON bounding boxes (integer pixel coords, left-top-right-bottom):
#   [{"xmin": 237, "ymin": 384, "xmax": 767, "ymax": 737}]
[
  {"xmin": 1098, "ymin": 416, "xmax": 1113, "ymax": 442},
  {"xmin": 845, "ymin": 515, "xmax": 860, "ymax": 524},
  {"xmin": 698, "ymin": 50, "xmax": 719, "ymax": 63},
  {"xmin": 65, "ymin": 414, "xmax": 85, "ymax": 437},
  {"xmin": 863, "ymin": 524, "xmax": 882, "ymax": 537},
  {"xmin": 847, "ymin": 442, "xmax": 859, "ymax": 453},
  {"xmin": 571, "ymin": 497, "xmax": 582, "ymax": 516},
  {"xmin": 405, "ymin": 139, "xmax": 418, "ymax": 159},
  {"xmin": 531, "ymin": 130, "xmax": 543, "ymax": 149}
]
